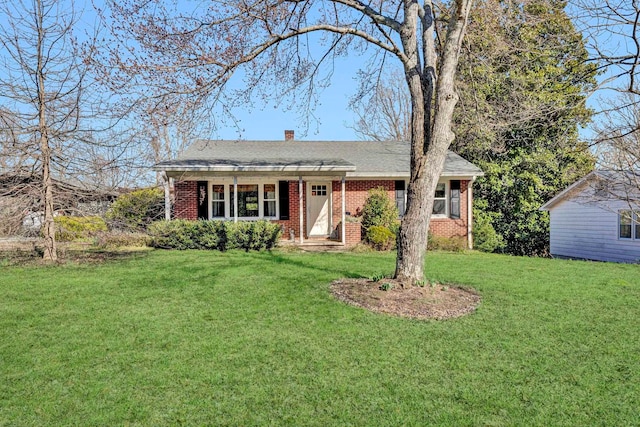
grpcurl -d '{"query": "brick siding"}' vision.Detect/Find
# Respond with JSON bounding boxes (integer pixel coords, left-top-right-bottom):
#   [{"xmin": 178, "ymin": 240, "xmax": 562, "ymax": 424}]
[
  {"xmin": 173, "ymin": 180, "xmax": 198, "ymax": 220},
  {"xmin": 172, "ymin": 178, "xmax": 471, "ymax": 245},
  {"xmin": 273, "ymin": 180, "xmax": 305, "ymax": 240}
]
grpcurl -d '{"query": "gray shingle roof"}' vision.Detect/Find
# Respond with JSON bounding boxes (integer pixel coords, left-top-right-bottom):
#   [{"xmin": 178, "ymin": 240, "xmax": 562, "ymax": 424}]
[{"xmin": 155, "ymin": 139, "xmax": 484, "ymax": 178}]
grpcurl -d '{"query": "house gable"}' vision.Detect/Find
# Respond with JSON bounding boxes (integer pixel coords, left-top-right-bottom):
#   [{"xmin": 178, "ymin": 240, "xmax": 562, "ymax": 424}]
[{"xmin": 543, "ymin": 171, "xmax": 640, "ymax": 263}]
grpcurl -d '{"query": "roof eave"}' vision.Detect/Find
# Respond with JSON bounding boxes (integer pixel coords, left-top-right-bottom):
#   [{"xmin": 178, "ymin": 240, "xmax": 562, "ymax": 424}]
[{"xmin": 540, "ymin": 171, "xmax": 596, "ymax": 211}]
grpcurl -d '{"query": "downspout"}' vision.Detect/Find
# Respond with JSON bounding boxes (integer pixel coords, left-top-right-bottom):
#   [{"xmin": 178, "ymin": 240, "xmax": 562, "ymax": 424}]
[
  {"xmin": 299, "ymin": 176, "xmax": 304, "ymax": 244},
  {"xmin": 467, "ymin": 176, "xmax": 476, "ymax": 249}
]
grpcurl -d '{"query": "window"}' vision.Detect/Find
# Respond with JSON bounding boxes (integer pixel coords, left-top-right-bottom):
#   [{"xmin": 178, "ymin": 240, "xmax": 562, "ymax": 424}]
[
  {"xmin": 211, "ymin": 185, "xmax": 225, "ymax": 217},
  {"xmin": 311, "ymin": 184, "xmax": 327, "ymax": 196},
  {"xmin": 231, "ymin": 184, "xmax": 259, "ymax": 217},
  {"xmin": 394, "ymin": 181, "xmax": 454, "ymax": 217},
  {"xmin": 263, "ymin": 184, "xmax": 277, "ymax": 217},
  {"xmin": 619, "ymin": 210, "xmax": 640, "ymax": 239},
  {"xmin": 211, "ymin": 182, "xmax": 278, "ymax": 219},
  {"xmin": 433, "ymin": 183, "xmax": 446, "ymax": 215}
]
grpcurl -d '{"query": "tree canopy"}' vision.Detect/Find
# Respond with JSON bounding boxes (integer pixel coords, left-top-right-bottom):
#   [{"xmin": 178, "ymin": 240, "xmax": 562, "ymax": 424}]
[
  {"xmin": 452, "ymin": 0, "xmax": 597, "ymax": 255},
  {"xmin": 100, "ymin": 0, "xmax": 474, "ymax": 283}
]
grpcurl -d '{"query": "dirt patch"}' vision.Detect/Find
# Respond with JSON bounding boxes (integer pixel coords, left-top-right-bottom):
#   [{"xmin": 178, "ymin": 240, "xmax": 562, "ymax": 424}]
[
  {"xmin": 0, "ymin": 247, "xmax": 150, "ymax": 266},
  {"xmin": 331, "ymin": 278, "xmax": 481, "ymax": 320}
]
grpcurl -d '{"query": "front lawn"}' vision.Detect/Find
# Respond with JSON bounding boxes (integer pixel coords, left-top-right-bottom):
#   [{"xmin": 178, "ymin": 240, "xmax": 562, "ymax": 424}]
[{"xmin": 1, "ymin": 250, "xmax": 638, "ymax": 425}]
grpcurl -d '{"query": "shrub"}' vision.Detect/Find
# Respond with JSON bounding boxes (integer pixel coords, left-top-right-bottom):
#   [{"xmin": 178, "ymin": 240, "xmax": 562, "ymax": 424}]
[
  {"xmin": 147, "ymin": 220, "xmax": 196, "ymax": 250},
  {"xmin": 94, "ymin": 231, "xmax": 150, "ymax": 249},
  {"xmin": 472, "ymin": 206, "xmax": 506, "ymax": 253},
  {"xmin": 361, "ymin": 187, "xmax": 398, "ymax": 231},
  {"xmin": 147, "ymin": 219, "xmax": 281, "ymax": 251},
  {"xmin": 105, "ymin": 188, "xmax": 164, "ymax": 232},
  {"xmin": 366, "ymin": 225, "xmax": 396, "ymax": 251},
  {"xmin": 427, "ymin": 233, "xmax": 468, "ymax": 252},
  {"xmin": 54, "ymin": 216, "xmax": 108, "ymax": 241},
  {"xmin": 226, "ymin": 220, "xmax": 282, "ymax": 251}
]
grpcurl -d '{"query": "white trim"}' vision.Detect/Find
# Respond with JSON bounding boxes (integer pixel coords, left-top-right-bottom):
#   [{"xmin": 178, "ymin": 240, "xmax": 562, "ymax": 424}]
[
  {"xmin": 233, "ymin": 177, "xmax": 238, "ymax": 223},
  {"xmin": 341, "ymin": 178, "xmax": 346, "ymax": 245},
  {"xmin": 432, "ymin": 182, "xmax": 448, "ymax": 218},
  {"xmin": 618, "ymin": 209, "xmax": 639, "ymax": 240},
  {"xmin": 163, "ymin": 173, "xmax": 171, "ymax": 220},
  {"xmin": 540, "ymin": 171, "xmax": 595, "ymax": 211},
  {"xmin": 299, "ymin": 177, "xmax": 304, "ymax": 244},
  {"xmin": 306, "ymin": 181, "xmax": 332, "ymax": 236},
  {"xmin": 468, "ymin": 177, "xmax": 476, "ymax": 249},
  {"xmin": 206, "ymin": 179, "xmax": 280, "ymax": 221}
]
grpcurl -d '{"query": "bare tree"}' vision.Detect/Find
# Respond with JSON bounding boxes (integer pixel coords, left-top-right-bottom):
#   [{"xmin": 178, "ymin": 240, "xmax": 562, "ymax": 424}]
[
  {"xmin": 0, "ymin": 0, "xmax": 91, "ymax": 260},
  {"xmin": 102, "ymin": 0, "xmax": 473, "ymax": 283},
  {"xmin": 571, "ymin": 0, "xmax": 640, "ymax": 170},
  {"xmin": 0, "ymin": 0, "xmax": 136, "ymax": 259},
  {"xmin": 571, "ymin": 0, "xmax": 640, "ymax": 96},
  {"xmin": 350, "ymin": 69, "xmax": 411, "ymax": 141}
]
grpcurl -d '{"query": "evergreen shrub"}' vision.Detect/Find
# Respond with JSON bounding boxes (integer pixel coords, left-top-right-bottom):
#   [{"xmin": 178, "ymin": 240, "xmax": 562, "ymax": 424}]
[
  {"xmin": 367, "ymin": 225, "xmax": 396, "ymax": 251},
  {"xmin": 54, "ymin": 216, "xmax": 107, "ymax": 241},
  {"xmin": 361, "ymin": 187, "xmax": 398, "ymax": 230},
  {"xmin": 427, "ymin": 233, "xmax": 468, "ymax": 252},
  {"xmin": 472, "ymin": 206, "xmax": 506, "ymax": 253},
  {"xmin": 361, "ymin": 187, "xmax": 399, "ymax": 249},
  {"xmin": 147, "ymin": 219, "xmax": 281, "ymax": 251},
  {"xmin": 106, "ymin": 188, "xmax": 164, "ymax": 232}
]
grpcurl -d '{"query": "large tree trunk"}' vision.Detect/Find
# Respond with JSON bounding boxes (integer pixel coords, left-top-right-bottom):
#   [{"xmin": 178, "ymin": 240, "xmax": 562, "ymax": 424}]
[{"xmin": 394, "ymin": 0, "xmax": 471, "ymax": 283}]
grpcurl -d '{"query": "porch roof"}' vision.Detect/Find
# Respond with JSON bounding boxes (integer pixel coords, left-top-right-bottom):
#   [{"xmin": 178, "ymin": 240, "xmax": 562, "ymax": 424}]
[
  {"xmin": 154, "ymin": 139, "xmax": 484, "ymax": 178},
  {"xmin": 156, "ymin": 158, "xmax": 355, "ymax": 176}
]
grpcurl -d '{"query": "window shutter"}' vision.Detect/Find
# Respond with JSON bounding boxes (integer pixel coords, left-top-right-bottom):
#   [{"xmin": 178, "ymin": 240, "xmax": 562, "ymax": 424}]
[
  {"xmin": 395, "ymin": 180, "xmax": 406, "ymax": 216},
  {"xmin": 197, "ymin": 181, "xmax": 208, "ymax": 219},
  {"xmin": 278, "ymin": 181, "xmax": 290, "ymax": 220},
  {"xmin": 450, "ymin": 180, "xmax": 461, "ymax": 219}
]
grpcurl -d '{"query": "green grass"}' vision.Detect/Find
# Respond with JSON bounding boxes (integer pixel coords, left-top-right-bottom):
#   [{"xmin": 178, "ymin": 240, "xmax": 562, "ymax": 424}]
[{"xmin": 1, "ymin": 250, "xmax": 639, "ymax": 425}]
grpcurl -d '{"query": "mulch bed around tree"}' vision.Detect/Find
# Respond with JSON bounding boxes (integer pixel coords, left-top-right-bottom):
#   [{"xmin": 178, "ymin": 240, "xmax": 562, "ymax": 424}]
[{"xmin": 330, "ymin": 278, "xmax": 481, "ymax": 320}]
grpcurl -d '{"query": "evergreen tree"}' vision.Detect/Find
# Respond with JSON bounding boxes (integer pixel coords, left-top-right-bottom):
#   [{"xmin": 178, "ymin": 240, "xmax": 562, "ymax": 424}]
[{"xmin": 452, "ymin": 0, "xmax": 598, "ymax": 255}]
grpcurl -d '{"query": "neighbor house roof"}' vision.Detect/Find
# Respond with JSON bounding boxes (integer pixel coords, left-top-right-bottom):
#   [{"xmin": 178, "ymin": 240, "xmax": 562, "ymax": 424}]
[
  {"xmin": 155, "ymin": 139, "xmax": 484, "ymax": 178},
  {"xmin": 540, "ymin": 170, "xmax": 640, "ymax": 211}
]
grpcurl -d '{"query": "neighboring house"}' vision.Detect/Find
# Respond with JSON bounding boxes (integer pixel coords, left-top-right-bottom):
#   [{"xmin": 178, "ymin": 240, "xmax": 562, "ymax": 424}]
[
  {"xmin": 0, "ymin": 172, "xmax": 117, "ymax": 235},
  {"xmin": 540, "ymin": 170, "xmax": 640, "ymax": 263},
  {"xmin": 154, "ymin": 131, "xmax": 484, "ymax": 246}
]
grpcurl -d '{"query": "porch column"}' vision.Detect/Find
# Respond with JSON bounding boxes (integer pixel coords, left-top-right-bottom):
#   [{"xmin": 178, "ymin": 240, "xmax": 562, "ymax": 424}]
[
  {"xmin": 467, "ymin": 177, "xmax": 476, "ymax": 249},
  {"xmin": 163, "ymin": 173, "xmax": 171, "ymax": 221},
  {"xmin": 298, "ymin": 176, "xmax": 304, "ymax": 244},
  {"xmin": 233, "ymin": 176, "xmax": 238, "ymax": 223},
  {"xmin": 341, "ymin": 177, "xmax": 346, "ymax": 245}
]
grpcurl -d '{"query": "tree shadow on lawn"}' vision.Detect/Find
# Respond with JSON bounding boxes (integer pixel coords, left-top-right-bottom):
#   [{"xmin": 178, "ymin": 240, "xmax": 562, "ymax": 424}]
[
  {"xmin": 256, "ymin": 250, "xmax": 369, "ymax": 280},
  {"xmin": 254, "ymin": 250, "xmax": 481, "ymax": 320}
]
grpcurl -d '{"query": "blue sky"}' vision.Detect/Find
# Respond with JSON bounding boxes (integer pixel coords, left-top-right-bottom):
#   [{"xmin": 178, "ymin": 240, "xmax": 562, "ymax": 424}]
[{"xmin": 214, "ymin": 73, "xmax": 363, "ymax": 141}]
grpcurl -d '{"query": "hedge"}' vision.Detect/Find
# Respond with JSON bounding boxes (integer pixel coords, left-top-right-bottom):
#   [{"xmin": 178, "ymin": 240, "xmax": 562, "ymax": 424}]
[
  {"xmin": 147, "ymin": 219, "xmax": 282, "ymax": 251},
  {"xmin": 54, "ymin": 216, "xmax": 108, "ymax": 241}
]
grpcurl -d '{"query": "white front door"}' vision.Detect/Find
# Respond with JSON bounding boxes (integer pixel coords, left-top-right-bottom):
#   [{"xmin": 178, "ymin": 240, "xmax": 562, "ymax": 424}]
[{"xmin": 307, "ymin": 182, "xmax": 331, "ymax": 236}]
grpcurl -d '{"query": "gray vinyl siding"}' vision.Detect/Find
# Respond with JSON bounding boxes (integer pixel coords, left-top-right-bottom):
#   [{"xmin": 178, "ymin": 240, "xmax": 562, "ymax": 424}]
[{"xmin": 549, "ymin": 198, "xmax": 640, "ymax": 263}]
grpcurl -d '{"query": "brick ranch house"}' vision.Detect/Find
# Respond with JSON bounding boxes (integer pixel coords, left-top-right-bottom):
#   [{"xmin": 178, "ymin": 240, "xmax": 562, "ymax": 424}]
[{"xmin": 154, "ymin": 131, "xmax": 484, "ymax": 247}]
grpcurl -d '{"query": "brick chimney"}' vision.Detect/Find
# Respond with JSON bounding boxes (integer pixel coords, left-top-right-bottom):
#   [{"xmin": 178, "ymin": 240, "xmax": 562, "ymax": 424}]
[{"xmin": 284, "ymin": 130, "xmax": 295, "ymax": 141}]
